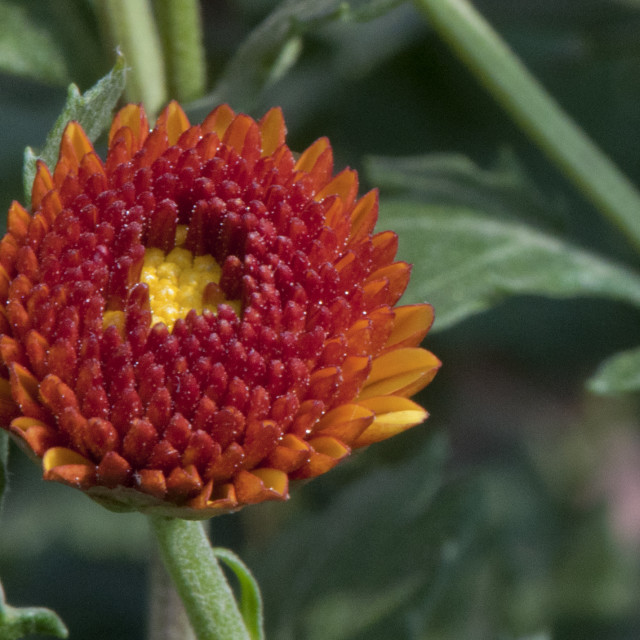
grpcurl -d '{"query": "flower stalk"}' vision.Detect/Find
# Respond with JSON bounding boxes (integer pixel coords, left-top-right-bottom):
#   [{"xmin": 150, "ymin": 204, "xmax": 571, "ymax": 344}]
[
  {"xmin": 149, "ymin": 516, "xmax": 251, "ymax": 640},
  {"xmin": 152, "ymin": 0, "xmax": 207, "ymax": 103},
  {"xmin": 413, "ymin": 0, "xmax": 640, "ymax": 253},
  {"xmin": 100, "ymin": 0, "xmax": 168, "ymax": 117}
]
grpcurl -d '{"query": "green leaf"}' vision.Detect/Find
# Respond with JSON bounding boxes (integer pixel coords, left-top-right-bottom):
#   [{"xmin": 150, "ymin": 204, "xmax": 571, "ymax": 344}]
[
  {"xmin": 0, "ymin": 1, "xmax": 68, "ymax": 84},
  {"xmin": 379, "ymin": 201, "xmax": 640, "ymax": 331},
  {"xmin": 197, "ymin": 0, "xmax": 403, "ymax": 112},
  {"xmin": 365, "ymin": 151, "xmax": 555, "ymax": 225},
  {"xmin": 22, "ymin": 54, "xmax": 127, "ymax": 205},
  {"xmin": 214, "ymin": 547, "xmax": 265, "ymax": 640},
  {"xmin": 587, "ymin": 346, "xmax": 640, "ymax": 396},
  {"xmin": 0, "ymin": 583, "xmax": 68, "ymax": 639}
]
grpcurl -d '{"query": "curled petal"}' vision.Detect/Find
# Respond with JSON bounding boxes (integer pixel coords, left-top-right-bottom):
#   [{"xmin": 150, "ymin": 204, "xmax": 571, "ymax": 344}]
[
  {"xmin": 354, "ymin": 396, "xmax": 428, "ymax": 447},
  {"xmin": 358, "ymin": 348, "xmax": 441, "ymax": 400}
]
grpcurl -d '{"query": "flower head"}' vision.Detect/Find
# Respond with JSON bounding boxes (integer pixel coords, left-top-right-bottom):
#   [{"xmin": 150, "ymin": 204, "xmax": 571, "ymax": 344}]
[{"xmin": 0, "ymin": 102, "xmax": 440, "ymax": 518}]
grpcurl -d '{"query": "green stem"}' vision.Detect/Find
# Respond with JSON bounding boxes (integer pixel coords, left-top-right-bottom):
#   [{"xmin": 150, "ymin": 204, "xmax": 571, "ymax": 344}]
[
  {"xmin": 152, "ymin": 0, "xmax": 207, "ymax": 102},
  {"xmin": 149, "ymin": 517, "xmax": 251, "ymax": 640},
  {"xmin": 413, "ymin": 0, "xmax": 640, "ymax": 252},
  {"xmin": 147, "ymin": 543, "xmax": 196, "ymax": 640},
  {"xmin": 99, "ymin": 0, "xmax": 168, "ymax": 117}
]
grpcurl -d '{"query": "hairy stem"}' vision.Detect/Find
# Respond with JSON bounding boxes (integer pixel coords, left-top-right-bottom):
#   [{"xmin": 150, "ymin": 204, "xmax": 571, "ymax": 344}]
[
  {"xmin": 152, "ymin": 0, "xmax": 207, "ymax": 102},
  {"xmin": 149, "ymin": 517, "xmax": 250, "ymax": 640},
  {"xmin": 100, "ymin": 0, "xmax": 168, "ymax": 117}
]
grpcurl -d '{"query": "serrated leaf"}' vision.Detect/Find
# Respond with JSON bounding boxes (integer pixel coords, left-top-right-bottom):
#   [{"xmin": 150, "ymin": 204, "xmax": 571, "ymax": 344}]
[
  {"xmin": 0, "ymin": 583, "xmax": 68, "ymax": 639},
  {"xmin": 587, "ymin": 346, "xmax": 640, "ymax": 396},
  {"xmin": 22, "ymin": 55, "xmax": 127, "ymax": 205},
  {"xmin": 0, "ymin": 1, "xmax": 68, "ymax": 84},
  {"xmin": 198, "ymin": 0, "xmax": 403, "ymax": 112},
  {"xmin": 366, "ymin": 151, "xmax": 555, "ymax": 224},
  {"xmin": 379, "ymin": 201, "xmax": 640, "ymax": 331},
  {"xmin": 214, "ymin": 547, "xmax": 264, "ymax": 640}
]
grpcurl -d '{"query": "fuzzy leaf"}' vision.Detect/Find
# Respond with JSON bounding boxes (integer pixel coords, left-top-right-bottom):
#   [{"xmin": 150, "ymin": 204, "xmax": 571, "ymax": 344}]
[
  {"xmin": 214, "ymin": 547, "xmax": 265, "ymax": 640},
  {"xmin": 379, "ymin": 201, "xmax": 640, "ymax": 331},
  {"xmin": 587, "ymin": 346, "xmax": 640, "ymax": 396},
  {"xmin": 0, "ymin": 583, "xmax": 68, "ymax": 639},
  {"xmin": 22, "ymin": 54, "xmax": 127, "ymax": 205}
]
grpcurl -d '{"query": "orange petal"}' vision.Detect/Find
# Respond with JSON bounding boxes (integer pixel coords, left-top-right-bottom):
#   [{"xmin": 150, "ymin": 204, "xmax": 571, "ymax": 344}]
[
  {"xmin": 79, "ymin": 150, "xmax": 106, "ymax": 180},
  {"xmin": 97, "ymin": 450, "xmax": 132, "ymax": 487},
  {"xmin": 197, "ymin": 482, "xmax": 238, "ymax": 513},
  {"xmin": 9, "ymin": 363, "xmax": 48, "ymax": 421},
  {"xmin": 135, "ymin": 468, "xmax": 167, "ymax": 499},
  {"xmin": 295, "ymin": 137, "xmax": 331, "ymax": 173},
  {"xmin": 54, "ymin": 121, "xmax": 93, "ymax": 185},
  {"xmin": 349, "ymin": 189, "xmax": 378, "ymax": 242},
  {"xmin": 259, "ymin": 107, "xmax": 286, "ymax": 156},
  {"xmin": 357, "ymin": 348, "xmax": 441, "ymax": 400},
  {"xmin": 156, "ymin": 101, "xmax": 190, "ymax": 146},
  {"xmin": 7, "ymin": 202, "xmax": 31, "ymax": 243},
  {"xmin": 222, "ymin": 114, "xmax": 261, "ymax": 164},
  {"xmin": 313, "ymin": 403, "xmax": 374, "ymax": 444},
  {"xmin": 43, "ymin": 446, "xmax": 93, "ymax": 471},
  {"xmin": 109, "ymin": 103, "xmax": 149, "ymax": 148},
  {"xmin": 202, "ymin": 104, "xmax": 236, "ymax": 139},
  {"xmin": 366, "ymin": 262, "xmax": 411, "ymax": 306},
  {"xmin": 265, "ymin": 433, "xmax": 311, "ymax": 473},
  {"xmin": 9, "ymin": 418, "xmax": 57, "ymax": 457},
  {"xmin": 234, "ymin": 468, "xmax": 288, "ymax": 504},
  {"xmin": 31, "ymin": 161, "xmax": 54, "ymax": 211},
  {"xmin": 314, "ymin": 168, "xmax": 358, "ymax": 212},
  {"xmin": 166, "ymin": 465, "xmax": 203, "ymax": 500},
  {"xmin": 39, "ymin": 189, "xmax": 63, "ymax": 225},
  {"xmin": 61, "ymin": 121, "xmax": 93, "ymax": 164},
  {"xmin": 354, "ymin": 396, "xmax": 428, "ymax": 447},
  {"xmin": 293, "ymin": 436, "xmax": 350, "ymax": 479},
  {"xmin": 386, "ymin": 304, "xmax": 434, "ymax": 350},
  {"xmin": 44, "ymin": 463, "xmax": 96, "ymax": 489}
]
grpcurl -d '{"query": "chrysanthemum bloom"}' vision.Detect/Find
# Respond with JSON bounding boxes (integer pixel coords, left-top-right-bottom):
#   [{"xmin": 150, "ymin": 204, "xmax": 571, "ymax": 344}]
[{"xmin": 0, "ymin": 102, "xmax": 440, "ymax": 518}]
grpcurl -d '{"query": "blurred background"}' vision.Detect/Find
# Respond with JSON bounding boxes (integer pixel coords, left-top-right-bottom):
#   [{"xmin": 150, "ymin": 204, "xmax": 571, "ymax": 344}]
[{"xmin": 2, "ymin": 0, "xmax": 640, "ymax": 638}]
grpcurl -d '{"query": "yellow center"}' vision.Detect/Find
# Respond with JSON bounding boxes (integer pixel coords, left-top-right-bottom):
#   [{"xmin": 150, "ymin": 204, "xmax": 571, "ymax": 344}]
[
  {"xmin": 104, "ymin": 227, "xmax": 240, "ymax": 333},
  {"xmin": 141, "ymin": 246, "xmax": 224, "ymax": 330}
]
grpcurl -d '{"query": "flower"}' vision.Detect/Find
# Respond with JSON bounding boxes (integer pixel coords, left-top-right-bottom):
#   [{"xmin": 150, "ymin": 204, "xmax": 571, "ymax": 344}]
[{"xmin": 0, "ymin": 102, "xmax": 440, "ymax": 518}]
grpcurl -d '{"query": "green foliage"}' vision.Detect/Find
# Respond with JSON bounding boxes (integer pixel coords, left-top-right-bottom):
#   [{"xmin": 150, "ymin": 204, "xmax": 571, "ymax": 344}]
[
  {"xmin": 214, "ymin": 548, "xmax": 265, "ymax": 640},
  {"xmin": 588, "ymin": 347, "xmax": 640, "ymax": 396},
  {"xmin": 0, "ymin": 583, "xmax": 68, "ymax": 639},
  {"xmin": 0, "ymin": 0, "xmax": 105, "ymax": 87},
  {"xmin": 249, "ymin": 434, "xmax": 639, "ymax": 639},
  {"xmin": 203, "ymin": 0, "xmax": 405, "ymax": 112},
  {"xmin": 0, "ymin": 1, "xmax": 68, "ymax": 84},
  {"xmin": 22, "ymin": 54, "xmax": 126, "ymax": 205},
  {"xmin": 379, "ymin": 200, "xmax": 640, "ymax": 331},
  {"xmin": 366, "ymin": 151, "xmax": 554, "ymax": 224}
]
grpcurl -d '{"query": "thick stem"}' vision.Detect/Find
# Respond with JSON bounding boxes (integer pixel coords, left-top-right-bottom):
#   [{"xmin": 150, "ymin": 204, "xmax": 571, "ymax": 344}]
[
  {"xmin": 99, "ymin": 0, "xmax": 168, "ymax": 117},
  {"xmin": 414, "ymin": 0, "xmax": 640, "ymax": 253},
  {"xmin": 147, "ymin": 542, "xmax": 196, "ymax": 640},
  {"xmin": 152, "ymin": 0, "xmax": 207, "ymax": 102},
  {"xmin": 149, "ymin": 517, "xmax": 251, "ymax": 640}
]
